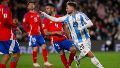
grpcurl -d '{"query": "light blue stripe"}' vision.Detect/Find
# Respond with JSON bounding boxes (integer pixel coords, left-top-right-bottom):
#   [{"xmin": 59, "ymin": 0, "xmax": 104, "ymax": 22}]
[
  {"xmin": 83, "ymin": 29, "xmax": 90, "ymax": 39},
  {"xmin": 72, "ymin": 15, "xmax": 82, "ymax": 42},
  {"xmin": 80, "ymin": 15, "xmax": 90, "ymax": 40}
]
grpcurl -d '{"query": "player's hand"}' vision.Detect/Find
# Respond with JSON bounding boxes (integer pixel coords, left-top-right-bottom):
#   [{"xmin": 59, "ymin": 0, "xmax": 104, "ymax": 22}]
[
  {"xmin": 16, "ymin": 27, "xmax": 22, "ymax": 34},
  {"xmin": 39, "ymin": 11, "xmax": 48, "ymax": 17},
  {"xmin": 39, "ymin": 11, "xmax": 43, "ymax": 13},
  {"xmin": 55, "ymin": 31, "xmax": 63, "ymax": 35},
  {"xmin": 13, "ymin": 18, "xmax": 18, "ymax": 25},
  {"xmin": 39, "ymin": 11, "xmax": 44, "ymax": 15}
]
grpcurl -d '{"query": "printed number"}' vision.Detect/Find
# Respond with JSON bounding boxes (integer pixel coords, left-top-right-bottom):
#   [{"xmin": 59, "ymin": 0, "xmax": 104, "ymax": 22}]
[
  {"xmin": 73, "ymin": 22, "xmax": 78, "ymax": 27},
  {"xmin": 81, "ymin": 21, "xmax": 87, "ymax": 26},
  {"xmin": 32, "ymin": 37, "xmax": 36, "ymax": 43},
  {"xmin": 55, "ymin": 23, "xmax": 58, "ymax": 28},
  {"xmin": 55, "ymin": 44, "xmax": 60, "ymax": 49},
  {"xmin": 4, "ymin": 13, "xmax": 7, "ymax": 18},
  {"xmin": 80, "ymin": 44, "xmax": 84, "ymax": 50}
]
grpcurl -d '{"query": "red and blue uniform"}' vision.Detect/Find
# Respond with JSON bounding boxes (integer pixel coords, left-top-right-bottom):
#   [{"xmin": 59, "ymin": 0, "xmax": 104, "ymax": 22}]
[
  {"xmin": 0, "ymin": 5, "xmax": 20, "ymax": 54},
  {"xmin": 22, "ymin": 11, "xmax": 45, "ymax": 47},
  {"xmin": 42, "ymin": 15, "xmax": 73, "ymax": 52}
]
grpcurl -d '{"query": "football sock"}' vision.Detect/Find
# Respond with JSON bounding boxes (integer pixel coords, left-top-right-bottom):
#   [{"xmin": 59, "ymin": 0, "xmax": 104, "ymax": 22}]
[
  {"xmin": 0, "ymin": 64, "xmax": 6, "ymax": 68},
  {"xmin": 42, "ymin": 48, "xmax": 48, "ymax": 62},
  {"xmin": 68, "ymin": 52, "xmax": 75, "ymax": 66},
  {"xmin": 60, "ymin": 53, "xmax": 68, "ymax": 67},
  {"xmin": 91, "ymin": 57, "xmax": 104, "ymax": 68},
  {"xmin": 32, "ymin": 51, "xmax": 38, "ymax": 63},
  {"xmin": 10, "ymin": 62, "xmax": 16, "ymax": 68}
]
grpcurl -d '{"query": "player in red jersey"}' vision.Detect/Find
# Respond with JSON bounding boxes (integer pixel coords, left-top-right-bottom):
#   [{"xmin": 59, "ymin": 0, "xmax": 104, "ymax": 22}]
[
  {"xmin": 42, "ymin": 3, "xmax": 76, "ymax": 68},
  {"xmin": 22, "ymin": 0, "xmax": 53, "ymax": 67},
  {"xmin": 0, "ymin": 0, "xmax": 20, "ymax": 68}
]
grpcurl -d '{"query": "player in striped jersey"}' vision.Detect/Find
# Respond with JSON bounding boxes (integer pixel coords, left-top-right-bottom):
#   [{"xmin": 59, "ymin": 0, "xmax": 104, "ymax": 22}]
[{"xmin": 41, "ymin": 1, "xmax": 104, "ymax": 68}]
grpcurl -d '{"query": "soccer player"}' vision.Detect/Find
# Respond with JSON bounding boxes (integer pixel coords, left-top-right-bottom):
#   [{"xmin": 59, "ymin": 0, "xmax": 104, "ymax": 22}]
[
  {"xmin": 22, "ymin": 0, "xmax": 53, "ymax": 67},
  {"xmin": 0, "ymin": 0, "xmax": 20, "ymax": 68},
  {"xmin": 41, "ymin": 1, "xmax": 104, "ymax": 68},
  {"xmin": 42, "ymin": 3, "xmax": 76, "ymax": 68}
]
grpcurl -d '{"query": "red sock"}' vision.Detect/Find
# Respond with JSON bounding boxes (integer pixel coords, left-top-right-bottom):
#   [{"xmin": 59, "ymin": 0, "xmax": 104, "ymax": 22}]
[
  {"xmin": 32, "ymin": 51, "xmax": 38, "ymax": 63},
  {"xmin": 0, "ymin": 64, "xmax": 6, "ymax": 68},
  {"xmin": 42, "ymin": 48, "xmax": 48, "ymax": 62},
  {"xmin": 10, "ymin": 62, "xmax": 16, "ymax": 68},
  {"xmin": 60, "ymin": 53, "xmax": 68, "ymax": 67},
  {"xmin": 68, "ymin": 52, "xmax": 75, "ymax": 66}
]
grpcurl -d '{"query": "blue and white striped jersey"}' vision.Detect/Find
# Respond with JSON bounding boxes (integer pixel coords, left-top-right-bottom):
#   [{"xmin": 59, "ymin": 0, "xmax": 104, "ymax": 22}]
[
  {"xmin": 63, "ymin": 12, "xmax": 90, "ymax": 43},
  {"xmin": 42, "ymin": 11, "xmax": 93, "ymax": 44}
]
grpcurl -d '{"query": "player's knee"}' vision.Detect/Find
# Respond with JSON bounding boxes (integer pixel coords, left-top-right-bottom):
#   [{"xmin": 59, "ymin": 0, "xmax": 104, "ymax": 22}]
[
  {"xmin": 4, "ymin": 54, "xmax": 11, "ymax": 59},
  {"xmin": 59, "ymin": 51, "xmax": 64, "ymax": 55},
  {"xmin": 70, "ymin": 46, "xmax": 76, "ymax": 53},
  {"xmin": 86, "ymin": 51, "xmax": 94, "ymax": 58},
  {"xmin": 33, "ymin": 46, "xmax": 39, "ymax": 51},
  {"xmin": 13, "ymin": 53, "xmax": 20, "ymax": 59},
  {"xmin": 41, "ymin": 44, "xmax": 47, "ymax": 49}
]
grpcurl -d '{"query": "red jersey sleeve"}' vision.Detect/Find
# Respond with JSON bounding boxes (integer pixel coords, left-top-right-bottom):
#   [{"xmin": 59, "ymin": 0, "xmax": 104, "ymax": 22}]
[
  {"xmin": 6, "ymin": 7, "xmax": 17, "ymax": 28},
  {"xmin": 22, "ymin": 14, "xmax": 29, "ymax": 32}
]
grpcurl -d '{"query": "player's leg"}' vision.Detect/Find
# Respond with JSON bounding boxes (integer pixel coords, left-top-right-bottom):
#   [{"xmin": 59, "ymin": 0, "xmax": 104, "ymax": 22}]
[
  {"xmin": 10, "ymin": 40, "xmax": 20, "ymax": 68},
  {"xmin": 77, "ymin": 40, "xmax": 104, "ymax": 68},
  {"xmin": 86, "ymin": 51, "xmax": 104, "ymax": 68},
  {"xmin": 62, "ymin": 39, "xmax": 76, "ymax": 67},
  {"xmin": 68, "ymin": 46, "xmax": 76, "ymax": 66},
  {"xmin": 53, "ymin": 42, "xmax": 69, "ymax": 68},
  {"xmin": 0, "ymin": 54, "xmax": 11, "ymax": 68},
  {"xmin": 59, "ymin": 50, "xmax": 69, "ymax": 68},
  {"xmin": 10, "ymin": 53, "xmax": 20, "ymax": 68},
  {"xmin": 74, "ymin": 42, "xmax": 91, "ymax": 68},
  {"xmin": 30, "ymin": 36, "xmax": 40, "ymax": 67},
  {"xmin": 32, "ymin": 46, "xmax": 40, "ymax": 67},
  {"xmin": 38, "ymin": 35, "xmax": 53, "ymax": 67},
  {"xmin": 0, "ymin": 41, "xmax": 11, "ymax": 68}
]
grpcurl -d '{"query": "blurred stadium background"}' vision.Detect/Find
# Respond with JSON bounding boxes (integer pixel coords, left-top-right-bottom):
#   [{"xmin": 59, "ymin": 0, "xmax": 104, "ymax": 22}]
[{"xmin": 0, "ymin": 0, "xmax": 120, "ymax": 68}]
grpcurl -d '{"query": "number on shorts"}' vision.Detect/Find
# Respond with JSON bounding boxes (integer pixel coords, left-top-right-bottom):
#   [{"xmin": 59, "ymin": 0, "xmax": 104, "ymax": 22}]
[{"xmin": 80, "ymin": 44, "xmax": 84, "ymax": 50}]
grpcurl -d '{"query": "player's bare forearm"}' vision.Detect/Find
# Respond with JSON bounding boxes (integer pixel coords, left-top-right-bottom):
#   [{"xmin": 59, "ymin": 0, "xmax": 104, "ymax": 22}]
[
  {"xmin": 44, "ymin": 29, "xmax": 63, "ymax": 35},
  {"xmin": 16, "ymin": 27, "xmax": 22, "ymax": 34},
  {"xmin": 63, "ymin": 24, "xmax": 72, "ymax": 40}
]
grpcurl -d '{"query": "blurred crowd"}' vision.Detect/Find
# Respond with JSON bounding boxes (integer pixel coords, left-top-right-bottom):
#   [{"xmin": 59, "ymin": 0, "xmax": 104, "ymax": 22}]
[{"xmin": 3, "ymin": 0, "xmax": 120, "ymax": 41}]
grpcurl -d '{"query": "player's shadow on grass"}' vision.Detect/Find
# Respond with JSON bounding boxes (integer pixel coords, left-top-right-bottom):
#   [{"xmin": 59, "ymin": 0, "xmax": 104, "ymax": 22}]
[{"xmin": 33, "ymin": 66, "xmax": 52, "ymax": 68}]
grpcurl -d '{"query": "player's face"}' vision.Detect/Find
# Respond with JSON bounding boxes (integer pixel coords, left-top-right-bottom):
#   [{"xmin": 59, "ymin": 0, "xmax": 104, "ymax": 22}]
[
  {"xmin": 2, "ymin": 0, "xmax": 10, "ymax": 6},
  {"xmin": 66, "ymin": 5, "xmax": 75, "ymax": 14},
  {"xmin": 45, "ymin": 6, "xmax": 55, "ymax": 15},
  {"xmin": 27, "ymin": 3, "xmax": 35, "ymax": 10}
]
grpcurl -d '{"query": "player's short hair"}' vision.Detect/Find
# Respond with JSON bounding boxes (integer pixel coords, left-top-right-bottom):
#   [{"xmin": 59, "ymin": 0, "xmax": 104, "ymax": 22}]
[
  {"xmin": 45, "ymin": 3, "xmax": 56, "ymax": 8},
  {"xmin": 27, "ymin": 0, "xmax": 35, "ymax": 4},
  {"xmin": 67, "ymin": 1, "xmax": 77, "ymax": 9}
]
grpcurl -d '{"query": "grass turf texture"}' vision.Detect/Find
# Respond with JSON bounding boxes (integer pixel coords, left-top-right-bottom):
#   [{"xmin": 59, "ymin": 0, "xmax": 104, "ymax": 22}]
[{"xmin": 0, "ymin": 52, "xmax": 120, "ymax": 68}]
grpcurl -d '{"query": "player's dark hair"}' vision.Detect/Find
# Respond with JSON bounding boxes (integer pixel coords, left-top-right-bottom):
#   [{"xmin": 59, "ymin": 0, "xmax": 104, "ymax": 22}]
[
  {"xmin": 45, "ymin": 3, "xmax": 56, "ymax": 8},
  {"xmin": 67, "ymin": 1, "xmax": 77, "ymax": 9}
]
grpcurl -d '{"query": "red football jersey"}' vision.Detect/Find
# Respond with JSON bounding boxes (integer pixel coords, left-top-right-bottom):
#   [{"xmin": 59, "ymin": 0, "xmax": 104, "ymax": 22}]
[
  {"xmin": 42, "ymin": 15, "xmax": 67, "ymax": 42},
  {"xmin": 0, "ymin": 5, "xmax": 16, "ymax": 41},
  {"xmin": 22, "ymin": 11, "xmax": 41, "ymax": 36}
]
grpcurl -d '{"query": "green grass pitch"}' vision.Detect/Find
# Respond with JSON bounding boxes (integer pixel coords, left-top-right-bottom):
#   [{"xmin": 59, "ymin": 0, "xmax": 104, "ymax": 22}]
[{"xmin": 0, "ymin": 52, "xmax": 120, "ymax": 68}]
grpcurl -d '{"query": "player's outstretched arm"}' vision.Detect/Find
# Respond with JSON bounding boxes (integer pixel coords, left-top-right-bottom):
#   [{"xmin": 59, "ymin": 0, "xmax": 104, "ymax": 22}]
[{"xmin": 40, "ymin": 11, "xmax": 67, "ymax": 22}]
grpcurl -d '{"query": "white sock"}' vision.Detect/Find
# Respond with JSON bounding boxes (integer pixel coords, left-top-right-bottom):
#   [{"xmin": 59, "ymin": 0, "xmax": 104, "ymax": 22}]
[
  {"xmin": 78, "ymin": 54, "xmax": 84, "ymax": 60},
  {"xmin": 91, "ymin": 57, "xmax": 104, "ymax": 68}
]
